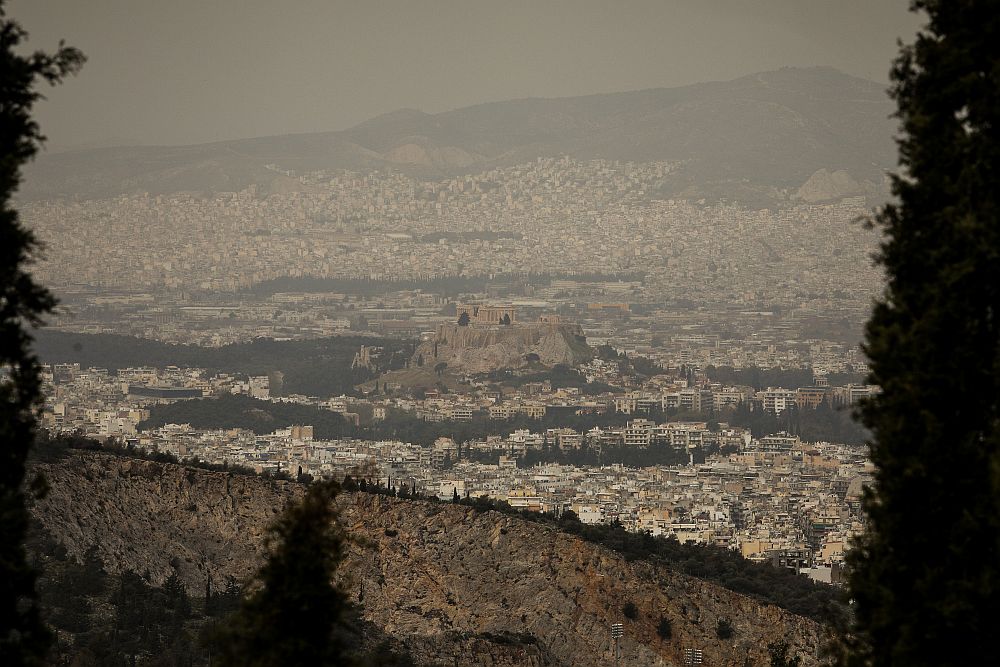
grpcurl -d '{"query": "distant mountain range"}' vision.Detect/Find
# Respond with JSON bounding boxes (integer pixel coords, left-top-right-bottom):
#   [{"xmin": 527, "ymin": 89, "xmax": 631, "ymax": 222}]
[{"xmin": 23, "ymin": 67, "xmax": 896, "ymax": 202}]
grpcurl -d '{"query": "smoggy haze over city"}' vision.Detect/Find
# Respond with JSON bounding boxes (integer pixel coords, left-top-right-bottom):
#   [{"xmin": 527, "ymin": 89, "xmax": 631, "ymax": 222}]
[
  {"xmin": 15, "ymin": 0, "xmax": 921, "ymax": 151},
  {"xmin": 14, "ymin": 0, "xmax": 975, "ymax": 662}
]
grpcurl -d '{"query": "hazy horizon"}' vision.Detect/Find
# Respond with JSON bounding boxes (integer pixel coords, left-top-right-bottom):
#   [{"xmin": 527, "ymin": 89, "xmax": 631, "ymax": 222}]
[{"xmin": 13, "ymin": 0, "xmax": 921, "ymax": 152}]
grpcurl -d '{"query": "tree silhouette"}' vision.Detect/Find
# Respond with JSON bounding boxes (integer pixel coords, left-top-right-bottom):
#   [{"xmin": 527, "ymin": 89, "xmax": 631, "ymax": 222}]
[
  {"xmin": 656, "ymin": 616, "xmax": 672, "ymax": 641},
  {"xmin": 847, "ymin": 1, "xmax": 1000, "ymax": 664},
  {"xmin": 767, "ymin": 641, "xmax": 801, "ymax": 667},
  {"xmin": 0, "ymin": 5, "xmax": 84, "ymax": 664},
  {"xmin": 211, "ymin": 480, "xmax": 349, "ymax": 666},
  {"xmin": 457, "ymin": 312, "xmax": 471, "ymax": 326}
]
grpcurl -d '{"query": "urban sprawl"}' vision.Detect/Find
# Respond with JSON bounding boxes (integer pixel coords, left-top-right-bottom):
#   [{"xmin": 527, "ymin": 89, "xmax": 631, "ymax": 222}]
[{"xmin": 26, "ymin": 158, "xmax": 883, "ymax": 587}]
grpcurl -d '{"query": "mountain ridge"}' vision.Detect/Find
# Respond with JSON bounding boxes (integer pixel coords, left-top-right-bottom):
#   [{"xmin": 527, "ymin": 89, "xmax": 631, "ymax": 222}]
[{"xmin": 23, "ymin": 67, "xmax": 894, "ymax": 202}]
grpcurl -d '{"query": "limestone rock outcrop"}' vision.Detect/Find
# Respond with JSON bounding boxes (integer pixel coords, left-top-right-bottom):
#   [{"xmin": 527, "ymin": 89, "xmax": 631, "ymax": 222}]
[
  {"xmin": 414, "ymin": 322, "xmax": 594, "ymax": 374},
  {"xmin": 30, "ymin": 452, "xmax": 826, "ymax": 666}
]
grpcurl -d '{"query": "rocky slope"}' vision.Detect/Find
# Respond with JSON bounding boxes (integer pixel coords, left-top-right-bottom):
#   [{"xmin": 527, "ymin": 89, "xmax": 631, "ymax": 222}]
[
  {"xmin": 29, "ymin": 452, "xmax": 827, "ymax": 666},
  {"xmin": 414, "ymin": 322, "xmax": 594, "ymax": 374}
]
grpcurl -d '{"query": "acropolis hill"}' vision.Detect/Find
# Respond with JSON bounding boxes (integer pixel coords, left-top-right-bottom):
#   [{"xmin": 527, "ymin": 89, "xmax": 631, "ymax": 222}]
[{"xmin": 414, "ymin": 307, "xmax": 594, "ymax": 374}]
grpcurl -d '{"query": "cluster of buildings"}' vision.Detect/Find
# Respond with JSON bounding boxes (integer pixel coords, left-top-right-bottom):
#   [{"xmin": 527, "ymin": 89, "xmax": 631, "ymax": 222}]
[
  {"xmin": 26, "ymin": 158, "xmax": 878, "ymax": 349},
  {"xmin": 38, "ymin": 351, "xmax": 878, "ymax": 443},
  {"xmin": 37, "ymin": 348, "xmax": 873, "ymax": 586},
  {"xmin": 39, "ymin": 363, "xmax": 269, "ymax": 436},
  {"xmin": 23, "ymin": 156, "xmax": 888, "ymax": 585},
  {"xmin": 127, "ymin": 418, "xmax": 868, "ymax": 583}
]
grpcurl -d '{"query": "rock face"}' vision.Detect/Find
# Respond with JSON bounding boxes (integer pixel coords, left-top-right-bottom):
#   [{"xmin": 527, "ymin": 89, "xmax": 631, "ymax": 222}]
[
  {"xmin": 415, "ymin": 323, "xmax": 595, "ymax": 374},
  {"xmin": 30, "ymin": 452, "xmax": 826, "ymax": 666},
  {"xmin": 794, "ymin": 168, "xmax": 873, "ymax": 203},
  {"xmin": 385, "ymin": 141, "xmax": 484, "ymax": 169}
]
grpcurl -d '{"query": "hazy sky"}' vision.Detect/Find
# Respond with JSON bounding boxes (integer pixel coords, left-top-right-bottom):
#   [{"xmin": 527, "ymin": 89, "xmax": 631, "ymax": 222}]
[{"xmin": 13, "ymin": 0, "xmax": 923, "ymax": 151}]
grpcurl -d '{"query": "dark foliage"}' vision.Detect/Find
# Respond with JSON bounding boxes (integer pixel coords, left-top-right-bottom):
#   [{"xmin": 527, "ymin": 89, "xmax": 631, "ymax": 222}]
[
  {"xmin": 485, "ymin": 363, "xmax": 618, "ymax": 394},
  {"xmin": 34, "ymin": 545, "xmax": 105, "ymax": 635},
  {"xmin": 366, "ymin": 406, "xmax": 633, "ymax": 447},
  {"xmin": 726, "ymin": 402, "xmax": 869, "ymax": 445},
  {"xmin": 141, "ymin": 395, "xmax": 708, "ymax": 465},
  {"xmin": 594, "ymin": 345, "xmax": 667, "ymax": 378},
  {"xmin": 627, "ymin": 354, "xmax": 667, "ymax": 379},
  {"xmin": 768, "ymin": 641, "xmax": 802, "ymax": 667},
  {"xmin": 790, "ymin": 402, "xmax": 869, "ymax": 445},
  {"xmin": 110, "ymin": 570, "xmax": 193, "ymax": 658},
  {"xmin": 716, "ymin": 617, "xmax": 733, "ymax": 640},
  {"xmin": 34, "ymin": 331, "xmax": 413, "ymax": 397},
  {"xmin": 622, "ymin": 601, "xmax": 639, "ymax": 620},
  {"xmin": 204, "ymin": 577, "xmax": 243, "ymax": 618},
  {"xmin": 705, "ymin": 366, "xmax": 864, "ymax": 392},
  {"xmin": 142, "ymin": 395, "xmax": 631, "ymax": 445},
  {"xmin": 704, "ymin": 365, "xmax": 816, "ymax": 390},
  {"xmin": 0, "ymin": 5, "xmax": 83, "ymax": 664},
  {"xmin": 359, "ymin": 639, "xmax": 417, "ymax": 667},
  {"xmin": 138, "ymin": 393, "xmax": 353, "ymax": 439},
  {"xmin": 210, "ymin": 480, "xmax": 349, "ymax": 666},
  {"xmin": 846, "ymin": 1, "xmax": 1000, "ymax": 665},
  {"xmin": 657, "ymin": 616, "xmax": 673, "ymax": 641},
  {"xmin": 29, "ymin": 518, "xmax": 412, "ymax": 666},
  {"xmin": 32, "ymin": 540, "xmax": 195, "ymax": 666},
  {"xmin": 565, "ymin": 522, "xmax": 844, "ymax": 625}
]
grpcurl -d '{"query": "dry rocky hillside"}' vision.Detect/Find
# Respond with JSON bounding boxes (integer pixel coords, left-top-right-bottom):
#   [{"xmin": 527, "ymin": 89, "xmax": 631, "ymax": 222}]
[{"xmin": 29, "ymin": 452, "xmax": 828, "ymax": 666}]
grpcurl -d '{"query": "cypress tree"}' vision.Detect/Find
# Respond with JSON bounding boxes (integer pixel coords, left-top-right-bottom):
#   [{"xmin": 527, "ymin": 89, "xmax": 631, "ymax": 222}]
[
  {"xmin": 0, "ymin": 5, "xmax": 83, "ymax": 664},
  {"xmin": 847, "ymin": 1, "xmax": 1000, "ymax": 664},
  {"xmin": 212, "ymin": 480, "xmax": 349, "ymax": 666}
]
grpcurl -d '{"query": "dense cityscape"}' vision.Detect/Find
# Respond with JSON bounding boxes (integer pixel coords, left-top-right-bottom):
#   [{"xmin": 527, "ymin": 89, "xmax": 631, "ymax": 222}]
[
  {"xmin": 25, "ymin": 158, "xmax": 879, "ymax": 579},
  {"xmin": 44, "ymin": 360, "xmax": 868, "ymax": 586},
  {"xmin": 18, "ymin": 156, "xmax": 886, "ymax": 598},
  {"xmin": 2, "ymin": 2, "xmax": 994, "ymax": 665}
]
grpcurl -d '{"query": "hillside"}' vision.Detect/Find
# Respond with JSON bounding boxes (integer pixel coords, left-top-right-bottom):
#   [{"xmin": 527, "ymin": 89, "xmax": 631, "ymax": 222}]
[
  {"xmin": 29, "ymin": 451, "xmax": 828, "ymax": 666},
  {"xmin": 413, "ymin": 322, "xmax": 595, "ymax": 374},
  {"xmin": 23, "ymin": 67, "xmax": 893, "ymax": 201}
]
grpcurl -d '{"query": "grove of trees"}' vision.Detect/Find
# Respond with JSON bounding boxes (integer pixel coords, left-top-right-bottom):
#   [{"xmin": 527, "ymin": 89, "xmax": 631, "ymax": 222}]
[{"xmin": 34, "ymin": 330, "xmax": 414, "ymax": 397}]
